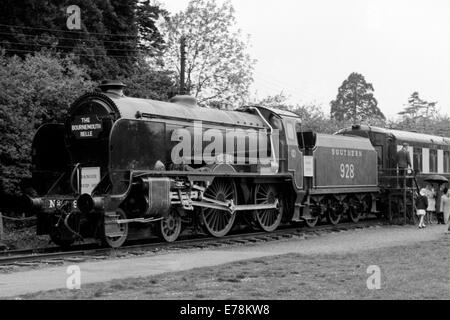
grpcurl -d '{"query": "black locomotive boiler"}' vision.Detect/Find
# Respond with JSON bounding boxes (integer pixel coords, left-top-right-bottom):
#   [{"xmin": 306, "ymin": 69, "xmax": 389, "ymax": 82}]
[{"xmin": 25, "ymin": 81, "xmax": 381, "ymax": 247}]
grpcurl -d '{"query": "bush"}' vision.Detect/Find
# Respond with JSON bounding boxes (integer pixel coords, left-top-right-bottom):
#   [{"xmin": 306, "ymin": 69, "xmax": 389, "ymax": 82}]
[
  {"xmin": 118, "ymin": 57, "xmax": 177, "ymax": 101},
  {"xmin": 0, "ymin": 50, "xmax": 95, "ymax": 199}
]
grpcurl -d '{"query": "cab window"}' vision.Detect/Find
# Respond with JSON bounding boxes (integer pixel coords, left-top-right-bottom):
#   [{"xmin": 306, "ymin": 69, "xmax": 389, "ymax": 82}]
[{"xmin": 286, "ymin": 121, "xmax": 296, "ymax": 141}]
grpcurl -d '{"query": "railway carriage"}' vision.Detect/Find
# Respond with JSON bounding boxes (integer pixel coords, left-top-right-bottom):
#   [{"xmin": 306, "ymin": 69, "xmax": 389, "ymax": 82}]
[
  {"xmin": 336, "ymin": 125, "xmax": 450, "ymax": 185},
  {"xmin": 336, "ymin": 125, "xmax": 450, "ymax": 220},
  {"xmin": 24, "ymin": 81, "xmax": 381, "ymax": 247}
]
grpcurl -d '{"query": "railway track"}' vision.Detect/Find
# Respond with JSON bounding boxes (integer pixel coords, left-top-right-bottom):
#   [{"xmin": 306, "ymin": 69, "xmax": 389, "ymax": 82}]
[{"xmin": 0, "ymin": 218, "xmax": 389, "ymax": 268}]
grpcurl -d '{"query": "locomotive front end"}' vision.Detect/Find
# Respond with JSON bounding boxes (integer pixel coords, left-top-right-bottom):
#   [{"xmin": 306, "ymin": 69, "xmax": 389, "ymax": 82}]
[{"xmin": 27, "ymin": 83, "xmax": 123, "ymax": 246}]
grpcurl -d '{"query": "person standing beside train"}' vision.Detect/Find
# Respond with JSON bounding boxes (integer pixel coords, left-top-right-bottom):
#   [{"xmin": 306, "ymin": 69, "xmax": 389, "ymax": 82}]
[
  {"xmin": 436, "ymin": 185, "xmax": 446, "ymax": 224},
  {"xmin": 416, "ymin": 190, "xmax": 428, "ymax": 228},
  {"xmin": 421, "ymin": 184, "xmax": 436, "ymax": 224},
  {"xmin": 440, "ymin": 187, "xmax": 450, "ymax": 225},
  {"xmin": 396, "ymin": 142, "xmax": 411, "ymax": 188}
]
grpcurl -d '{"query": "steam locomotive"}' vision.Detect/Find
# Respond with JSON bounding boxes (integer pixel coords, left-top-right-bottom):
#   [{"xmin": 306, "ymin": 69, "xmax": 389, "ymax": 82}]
[{"xmin": 24, "ymin": 81, "xmax": 449, "ymax": 247}]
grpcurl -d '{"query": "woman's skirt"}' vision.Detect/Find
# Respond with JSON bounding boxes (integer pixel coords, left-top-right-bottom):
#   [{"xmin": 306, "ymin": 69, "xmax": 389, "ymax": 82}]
[{"xmin": 416, "ymin": 209, "xmax": 426, "ymax": 216}]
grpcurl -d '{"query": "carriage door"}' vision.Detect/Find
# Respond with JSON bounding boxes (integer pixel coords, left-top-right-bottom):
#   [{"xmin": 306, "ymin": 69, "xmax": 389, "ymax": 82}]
[{"xmin": 386, "ymin": 136, "xmax": 397, "ymax": 169}]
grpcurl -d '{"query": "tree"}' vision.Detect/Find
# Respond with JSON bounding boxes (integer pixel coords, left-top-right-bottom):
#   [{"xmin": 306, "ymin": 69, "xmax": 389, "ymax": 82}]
[
  {"xmin": 136, "ymin": 0, "xmax": 170, "ymax": 54},
  {"xmin": 256, "ymin": 93, "xmax": 349, "ymax": 134},
  {"xmin": 0, "ymin": 0, "xmax": 167, "ymax": 80},
  {"xmin": 330, "ymin": 72, "xmax": 385, "ymax": 123},
  {"xmin": 396, "ymin": 91, "xmax": 440, "ymax": 131},
  {"xmin": 430, "ymin": 115, "xmax": 450, "ymax": 137},
  {"xmin": 118, "ymin": 56, "xmax": 177, "ymax": 101},
  {"xmin": 0, "ymin": 51, "xmax": 94, "ymax": 198},
  {"xmin": 393, "ymin": 92, "xmax": 448, "ymax": 136},
  {"xmin": 256, "ymin": 92, "xmax": 290, "ymax": 109},
  {"xmin": 160, "ymin": 0, "xmax": 256, "ymax": 109}
]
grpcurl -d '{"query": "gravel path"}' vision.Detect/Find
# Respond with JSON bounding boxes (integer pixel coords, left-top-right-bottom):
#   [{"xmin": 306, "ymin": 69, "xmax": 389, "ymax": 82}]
[{"xmin": 0, "ymin": 224, "xmax": 448, "ymax": 298}]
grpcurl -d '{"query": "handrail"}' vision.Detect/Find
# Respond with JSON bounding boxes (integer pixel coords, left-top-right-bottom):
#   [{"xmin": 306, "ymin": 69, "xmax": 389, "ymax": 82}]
[
  {"xmin": 377, "ymin": 166, "xmax": 420, "ymax": 194},
  {"xmin": 70, "ymin": 163, "xmax": 81, "ymax": 194}
]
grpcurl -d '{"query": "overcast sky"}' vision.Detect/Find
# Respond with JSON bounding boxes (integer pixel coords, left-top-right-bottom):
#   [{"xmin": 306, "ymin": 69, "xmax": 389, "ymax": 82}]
[{"xmin": 161, "ymin": 0, "xmax": 449, "ymax": 119}]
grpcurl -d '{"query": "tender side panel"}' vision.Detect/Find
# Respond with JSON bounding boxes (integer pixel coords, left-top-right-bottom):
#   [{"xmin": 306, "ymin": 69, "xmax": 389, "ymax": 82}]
[{"xmin": 313, "ymin": 134, "xmax": 378, "ymax": 189}]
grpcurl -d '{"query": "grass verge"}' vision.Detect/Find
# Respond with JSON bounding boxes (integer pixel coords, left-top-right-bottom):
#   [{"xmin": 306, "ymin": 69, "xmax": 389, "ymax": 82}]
[{"xmin": 16, "ymin": 235, "xmax": 450, "ymax": 300}]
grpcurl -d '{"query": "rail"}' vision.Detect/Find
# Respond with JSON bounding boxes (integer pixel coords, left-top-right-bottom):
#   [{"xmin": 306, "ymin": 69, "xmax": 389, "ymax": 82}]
[{"xmin": 0, "ymin": 218, "xmax": 385, "ymax": 267}]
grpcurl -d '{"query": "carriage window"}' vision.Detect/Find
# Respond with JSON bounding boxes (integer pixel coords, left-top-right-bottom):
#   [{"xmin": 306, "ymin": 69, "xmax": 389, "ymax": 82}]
[
  {"xmin": 413, "ymin": 147, "xmax": 423, "ymax": 172},
  {"xmin": 429, "ymin": 149, "xmax": 438, "ymax": 172},
  {"xmin": 444, "ymin": 151, "xmax": 450, "ymax": 173}
]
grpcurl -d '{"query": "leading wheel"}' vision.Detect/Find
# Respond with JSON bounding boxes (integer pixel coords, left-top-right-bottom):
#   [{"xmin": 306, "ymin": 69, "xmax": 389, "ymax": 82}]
[
  {"xmin": 253, "ymin": 184, "xmax": 283, "ymax": 232},
  {"xmin": 103, "ymin": 208, "xmax": 129, "ymax": 248},
  {"xmin": 201, "ymin": 179, "xmax": 237, "ymax": 237},
  {"xmin": 158, "ymin": 209, "xmax": 182, "ymax": 242}
]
